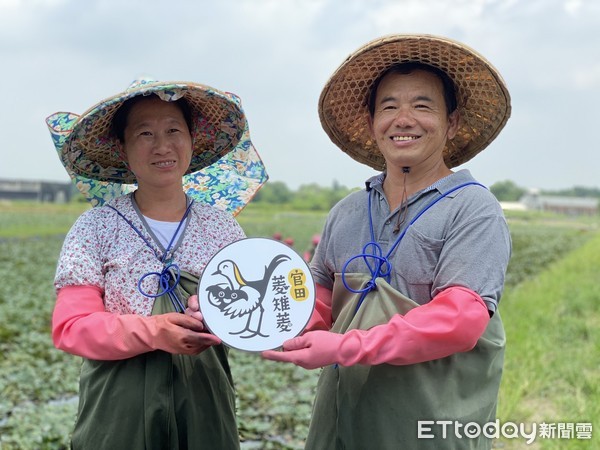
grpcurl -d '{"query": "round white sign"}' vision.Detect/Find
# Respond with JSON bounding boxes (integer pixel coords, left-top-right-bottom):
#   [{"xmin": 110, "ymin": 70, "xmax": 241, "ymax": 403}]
[{"xmin": 198, "ymin": 237, "xmax": 316, "ymax": 352}]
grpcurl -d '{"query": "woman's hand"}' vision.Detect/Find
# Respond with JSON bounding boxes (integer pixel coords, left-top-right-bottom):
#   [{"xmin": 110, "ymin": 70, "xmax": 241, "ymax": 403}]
[
  {"xmin": 185, "ymin": 294, "xmax": 205, "ymax": 322},
  {"xmin": 154, "ymin": 312, "xmax": 221, "ymax": 355}
]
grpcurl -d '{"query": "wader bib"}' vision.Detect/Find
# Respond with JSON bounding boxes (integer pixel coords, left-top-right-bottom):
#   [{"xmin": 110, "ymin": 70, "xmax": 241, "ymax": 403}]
[
  {"xmin": 305, "ymin": 274, "xmax": 505, "ymax": 450},
  {"xmin": 71, "ymin": 271, "xmax": 239, "ymax": 450}
]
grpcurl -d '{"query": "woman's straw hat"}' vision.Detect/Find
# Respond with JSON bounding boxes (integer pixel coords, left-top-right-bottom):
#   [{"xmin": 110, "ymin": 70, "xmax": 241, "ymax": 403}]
[
  {"xmin": 319, "ymin": 34, "xmax": 511, "ymax": 170},
  {"xmin": 46, "ymin": 79, "xmax": 267, "ymax": 214},
  {"xmin": 47, "ymin": 79, "xmax": 249, "ymax": 183}
]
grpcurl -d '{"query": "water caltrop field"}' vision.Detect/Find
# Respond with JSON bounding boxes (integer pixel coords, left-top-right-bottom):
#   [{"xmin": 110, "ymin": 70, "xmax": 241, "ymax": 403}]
[{"xmin": 0, "ymin": 201, "xmax": 598, "ymax": 449}]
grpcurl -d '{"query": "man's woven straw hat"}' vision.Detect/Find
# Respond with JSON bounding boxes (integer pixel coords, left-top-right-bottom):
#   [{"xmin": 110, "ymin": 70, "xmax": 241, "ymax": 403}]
[{"xmin": 319, "ymin": 34, "xmax": 511, "ymax": 170}]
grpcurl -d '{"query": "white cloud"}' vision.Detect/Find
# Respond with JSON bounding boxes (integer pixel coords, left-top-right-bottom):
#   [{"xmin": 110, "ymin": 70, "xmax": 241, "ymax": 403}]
[
  {"xmin": 564, "ymin": 0, "xmax": 583, "ymax": 15},
  {"xmin": 0, "ymin": 0, "xmax": 19, "ymax": 9},
  {"xmin": 573, "ymin": 63, "xmax": 600, "ymax": 89},
  {"xmin": 366, "ymin": 0, "xmax": 486, "ymax": 32}
]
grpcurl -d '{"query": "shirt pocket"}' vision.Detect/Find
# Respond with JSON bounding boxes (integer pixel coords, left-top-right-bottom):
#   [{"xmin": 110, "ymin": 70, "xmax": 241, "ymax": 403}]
[{"xmin": 393, "ymin": 226, "xmax": 444, "ymax": 286}]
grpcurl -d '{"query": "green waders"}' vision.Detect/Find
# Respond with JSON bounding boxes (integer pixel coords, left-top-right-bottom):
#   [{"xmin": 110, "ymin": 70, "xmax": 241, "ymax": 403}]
[
  {"xmin": 305, "ymin": 274, "xmax": 505, "ymax": 450},
  {"xmin": 70, "ymin": 271, "xmax": 239, "ymax": 450}
]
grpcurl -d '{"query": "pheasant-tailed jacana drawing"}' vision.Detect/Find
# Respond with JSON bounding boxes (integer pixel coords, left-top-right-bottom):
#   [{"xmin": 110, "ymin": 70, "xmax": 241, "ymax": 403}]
[{"xmin": 208, "ymin": 254, "xmax": 290, "ymax": 338}]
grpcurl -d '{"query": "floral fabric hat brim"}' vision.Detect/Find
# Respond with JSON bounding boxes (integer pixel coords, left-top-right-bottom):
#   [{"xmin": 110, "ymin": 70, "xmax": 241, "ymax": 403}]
[
  {"xmin": 46, "ymin": 109, "xmax": 268, "ymax": 216},
  {"xmin": 46, "ymin": 80, "xmax": 250, "ymax": 184}
]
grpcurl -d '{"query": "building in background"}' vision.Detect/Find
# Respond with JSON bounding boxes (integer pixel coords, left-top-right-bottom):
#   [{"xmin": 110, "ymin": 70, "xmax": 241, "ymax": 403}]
[
  {"xmin": 0, "ymin": 179, "xmax": 73, "ymax": 203},
  {"xmin": 520, "ymin": 190, "xmax": 598, "ymax": 216}
]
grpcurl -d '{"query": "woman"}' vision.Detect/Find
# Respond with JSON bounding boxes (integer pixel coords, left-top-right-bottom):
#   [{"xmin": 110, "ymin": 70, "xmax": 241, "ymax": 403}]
[{"xmin": 46, "ymin": 79, "xmax": 267, "ymax": 449}]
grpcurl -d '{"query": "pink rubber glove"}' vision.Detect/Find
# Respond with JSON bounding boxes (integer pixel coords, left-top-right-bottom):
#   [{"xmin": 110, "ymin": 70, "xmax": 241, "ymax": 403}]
[
  {"xmin": 53, "ymin": 285, "xmax": 221, "ymax": 360},
  {"xmin": 262, "ymin": 286, "xmax": 490, "ymax": 369},
  {"xmin": 263, "ymin": 330, "xmax": 343, "ymax": 369},
  {"xmin": 303, "ymin": 284, "xmax": 333, "ymax": 332}
]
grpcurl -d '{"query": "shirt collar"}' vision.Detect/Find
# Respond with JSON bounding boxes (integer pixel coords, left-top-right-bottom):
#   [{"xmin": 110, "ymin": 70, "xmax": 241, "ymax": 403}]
[
  {"xmin": 365, "ymin": 173, "xmax": 385, "ymax": 191},
  {"xmin": 365, "ymin": 169, "xmax": 477, "ymax": 197}
]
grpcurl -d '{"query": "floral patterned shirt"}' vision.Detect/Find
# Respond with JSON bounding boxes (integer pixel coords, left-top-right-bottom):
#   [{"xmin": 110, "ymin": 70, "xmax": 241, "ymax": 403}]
[{"xmin": 55, "ymin": 194, "xmax": 246, "ymax": 316}]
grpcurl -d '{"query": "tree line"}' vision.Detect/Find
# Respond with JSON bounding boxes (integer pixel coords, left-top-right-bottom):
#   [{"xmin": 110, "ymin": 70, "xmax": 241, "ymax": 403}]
[
  {"xmin": 251, "ymin": 179, "xmax": 600, "ymax": 210},
  {"xmin": 69, "ymin": 179, "xmax": 600, "ymax": 210},
  {"xmin": 488, "ymin": 180, "xmax": 600, "ymax": 202},
  {"xmin": 252, "ymin": 180, "xmax": 356, "ymax": 211}
]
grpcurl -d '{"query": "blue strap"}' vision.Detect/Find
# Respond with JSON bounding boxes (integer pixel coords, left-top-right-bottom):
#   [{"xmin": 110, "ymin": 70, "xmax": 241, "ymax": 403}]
[
  {"xmin": 138, "ymin": 264, "xmax": 186, "ymax": 313},
  {"xmin": 341, "ymin": 182, "xmax": 486, "ymax": 313},
  {"xmin": 107, "ymin": 199, "xmax": 195, "ymax": 312}
]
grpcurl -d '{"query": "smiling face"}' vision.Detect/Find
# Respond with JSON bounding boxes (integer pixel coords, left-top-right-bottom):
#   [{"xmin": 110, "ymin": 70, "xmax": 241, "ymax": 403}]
[
  {"xmin": 368, "ymin": 69, "xmax": 459, "ymax": 176},
  {"xmin": 120, "ymin": 96, "xmax": 193, "ymax": 190}
]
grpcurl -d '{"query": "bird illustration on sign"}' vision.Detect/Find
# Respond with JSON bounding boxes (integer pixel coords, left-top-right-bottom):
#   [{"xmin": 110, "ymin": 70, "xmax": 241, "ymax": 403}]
[{"xmin": 206, "ymin": 254, "xmax": 291, "ymax": 338}]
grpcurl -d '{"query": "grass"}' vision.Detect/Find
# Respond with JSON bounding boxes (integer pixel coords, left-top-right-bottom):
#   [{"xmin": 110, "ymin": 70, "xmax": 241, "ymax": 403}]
[
  {"xmin": 0, "ymin": 201, "xmax": 89, "ymax": 238},
  {"xmin": 0, "ymin": 200, "xmax": 326, "ymax": 257},
  {"xmin": 496, "ymin": 232, "xmax": 600, "ymax": 449},
  {"xmin": 236, "ymin": 205, "xmax": 327, "ymax": 257}
]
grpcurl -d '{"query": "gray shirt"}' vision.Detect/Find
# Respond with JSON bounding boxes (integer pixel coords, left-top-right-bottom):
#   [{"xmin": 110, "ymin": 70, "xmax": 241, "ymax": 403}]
[{"xmin": 310, "ymin": 169, "xmax": 511, "ymax": 312}]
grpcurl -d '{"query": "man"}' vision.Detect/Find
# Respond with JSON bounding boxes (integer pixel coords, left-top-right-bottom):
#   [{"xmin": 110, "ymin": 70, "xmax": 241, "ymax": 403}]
[{"xmin": 263, "ymin": 34, "xmax": 511, "ymax": 449}]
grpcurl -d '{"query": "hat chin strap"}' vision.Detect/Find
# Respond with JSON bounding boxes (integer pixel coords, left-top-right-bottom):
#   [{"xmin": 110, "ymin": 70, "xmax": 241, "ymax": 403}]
[{"xmin": 392, "ymin": 167, "xmax": 411, "ymax": 234}]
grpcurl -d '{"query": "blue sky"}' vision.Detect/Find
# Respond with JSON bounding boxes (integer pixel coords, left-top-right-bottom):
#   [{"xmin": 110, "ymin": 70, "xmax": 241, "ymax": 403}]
[{"xmin": 1, "ymin": 0, "xmax": 598, "ymax": 190}]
